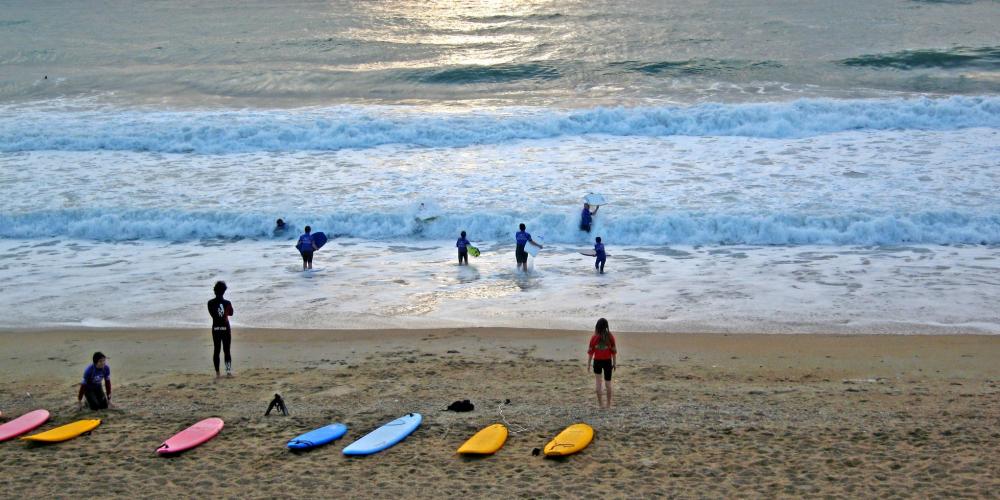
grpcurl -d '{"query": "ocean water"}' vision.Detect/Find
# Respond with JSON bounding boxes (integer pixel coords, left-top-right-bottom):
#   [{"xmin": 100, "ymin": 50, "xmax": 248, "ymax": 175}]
[{"xmin": 1, "ymin": 0, "xmax": 998, "ymax": 333}]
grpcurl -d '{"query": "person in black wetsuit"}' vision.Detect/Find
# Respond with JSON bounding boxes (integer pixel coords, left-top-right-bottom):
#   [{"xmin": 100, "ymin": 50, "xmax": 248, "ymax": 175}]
[{"xmin": 207, "ymin": 281, "xmax": 234, "ymax": 378}]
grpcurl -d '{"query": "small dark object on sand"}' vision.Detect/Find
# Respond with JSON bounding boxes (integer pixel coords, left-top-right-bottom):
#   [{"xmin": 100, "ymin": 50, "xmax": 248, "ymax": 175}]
[{"xmin": 266, "ymin": 393, "xmax": 289, "ymax": 416}]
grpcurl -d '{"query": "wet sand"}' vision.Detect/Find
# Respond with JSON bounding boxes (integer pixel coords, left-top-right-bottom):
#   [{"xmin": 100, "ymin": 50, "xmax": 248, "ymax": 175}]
[{"xmin": 1, "ymin": 328, "xmax": 998, "ymax": 498}]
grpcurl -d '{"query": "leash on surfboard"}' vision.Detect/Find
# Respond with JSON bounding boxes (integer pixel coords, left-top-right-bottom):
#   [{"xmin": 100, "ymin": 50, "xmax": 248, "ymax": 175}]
[{"xmin": 497, "ymin": 399, "xmax": 529, "ymax": 435}]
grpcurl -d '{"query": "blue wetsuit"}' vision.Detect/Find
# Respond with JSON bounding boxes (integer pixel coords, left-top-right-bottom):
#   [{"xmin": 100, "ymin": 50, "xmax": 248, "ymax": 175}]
[
  {"xmin": 515, "ymin": 231, "xmax": 532, "ymax": 264},
  {"xmin": 297, "ymin": 233, "xmax": 315, "ymax": 265},
  {"xmin": 456, "ymin": 237, "xmax": 470, "ymax": 265},
  {"xmin": 594, "ymin": 242, "xmax": 606, "ymax": 272},
  {"xmin": 580, "ymin": 207, "xmax": 593, "ymax": 232}
]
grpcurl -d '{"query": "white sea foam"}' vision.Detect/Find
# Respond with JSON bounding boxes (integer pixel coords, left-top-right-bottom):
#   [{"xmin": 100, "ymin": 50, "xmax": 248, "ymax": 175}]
[
  {"xmin": 1, "ymin": 97, "xmax": 998, "ymax": 153},
  {"xmin": 1, "ymin": 238, "xmax": 997, "ymax": 334},
  {"xmin": 1, "ymin": 99, "xmax": 997, "ymax": 332}
]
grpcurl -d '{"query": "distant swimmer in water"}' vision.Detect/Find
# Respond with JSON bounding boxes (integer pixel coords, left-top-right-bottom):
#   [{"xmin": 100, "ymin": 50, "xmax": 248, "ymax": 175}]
[
  {"xmin": 415, "ymin": 202, "xmax": 439, "ymax": 224},
  {"xmin": 207, "ymin": 281, "xmax": 234, "ymax": 378},
  {"xmin": 456, "ymin": 230, "xmax": 471, "ymax": 266},
  {"xmin": 78, "ymin": 352, "xmax": 112, "ymax": 410},
  {"xmin": 274, "ymin": 218, "xmax": 287, "ymax": 235},
  {"xmin": 580, "ymin": 202, "xmax": 600, "ymax": 233},
  {"xmin": 297, "ymin": 226, "xmax": 317, "ymax": 270},
  {"xmin": 594, "ymin": 236, "xmax": 606, "ymax": 274},
  {"xmin": 515, "ymin": 223, "xmax": 543, "ymax": 273}
]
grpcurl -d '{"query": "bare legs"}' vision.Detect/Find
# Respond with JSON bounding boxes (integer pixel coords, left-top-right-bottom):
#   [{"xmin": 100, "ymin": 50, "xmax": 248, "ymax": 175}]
[{"xmin": 594, "ymin": 375, "xmax": 613, "ymax": 409}]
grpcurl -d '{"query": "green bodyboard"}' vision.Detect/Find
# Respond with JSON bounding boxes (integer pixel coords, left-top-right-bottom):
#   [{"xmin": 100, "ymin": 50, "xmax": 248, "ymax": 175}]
[{"xmin": 468, "ymin": 245, "xmax": 480, "ymax": 257}]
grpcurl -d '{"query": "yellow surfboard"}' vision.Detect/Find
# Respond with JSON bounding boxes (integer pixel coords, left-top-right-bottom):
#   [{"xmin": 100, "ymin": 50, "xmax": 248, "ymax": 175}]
[
  {"xmin": 457, "ymin": 424, "xmax": 508, "ymax": 455},
  {"xmin": 21, "ymin": 419, "xmax": 101, "ymax": 443},
  {"xmin": 543, "ymin": 423, "xmax": 594, "ymax": 456}
]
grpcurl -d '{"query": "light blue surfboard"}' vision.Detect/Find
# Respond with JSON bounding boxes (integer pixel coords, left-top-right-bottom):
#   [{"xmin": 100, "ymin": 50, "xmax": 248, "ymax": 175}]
[
  {"xmin": 525, "ymin": 236, "xmax": 544, "ymax": 257},
  {"xmin": 287, "ymin": 423, "xmax": 348, "ymax": 450},
  {"xmin": 342, "ymin": 413, "xmax": 422, "ymax": 456}
]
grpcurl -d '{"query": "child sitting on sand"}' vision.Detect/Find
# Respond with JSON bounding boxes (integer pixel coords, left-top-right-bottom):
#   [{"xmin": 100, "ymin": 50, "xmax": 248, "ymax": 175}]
[
  {"xmin": 587, "ymin": 318, "xmax": 617, "ymax": 409},
  {"xmin": 77, "ymin": 351, "xmax": 112, "ymax": 410}
]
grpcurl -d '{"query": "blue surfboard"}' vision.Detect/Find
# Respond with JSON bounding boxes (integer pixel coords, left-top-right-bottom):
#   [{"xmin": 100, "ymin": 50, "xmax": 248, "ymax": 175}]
[
  {"xmin": 312, "ymin": 232, "xmax": 328, "ymax": 250},
  {"xmin": 297, "ymin": 231, "xmax": 328, "ymax": 252},
  {"xmin": 287, "ymin": 423, "xmax": 348, "ymax": 450},
  {"xmin": 342, "ymin": 413, "xmax": 421, "ymax": 456}
]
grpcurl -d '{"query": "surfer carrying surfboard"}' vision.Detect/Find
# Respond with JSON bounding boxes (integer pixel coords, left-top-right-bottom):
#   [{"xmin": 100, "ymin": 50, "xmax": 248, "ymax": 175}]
[
  {"xmin": 515, "ymin": 223, "xmax": 542, "ymax": 272},
  {"xmin": 594, "ymin": 236, "xmax": 607, "ymax": 273},
  {"xmin": 456, "ymin": 231, "xmax": 471, "ymax": 265},
  {"xmin": 580, "ymin": 202, "xmax": 600, "ymax": 233},
  {"xmin": 77, "ymin": 352, "xmax": 112, "ymax": 410},
  {"xmin": 587, "ymin": 318, "xmax": 617, "ymax": 409},
  {"xmin": 208, "ymin": 281, "xmax": 234, "ymax": 378},
  {"xmin": 297, "ymin": 226, "xmax": 318, "ymax": 270}
]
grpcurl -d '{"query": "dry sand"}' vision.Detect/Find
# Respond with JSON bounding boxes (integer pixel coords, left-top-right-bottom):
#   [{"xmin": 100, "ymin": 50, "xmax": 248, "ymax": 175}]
[{"xmin": 1, "ymin": 328, "xmax": 998, "ymax": 498}]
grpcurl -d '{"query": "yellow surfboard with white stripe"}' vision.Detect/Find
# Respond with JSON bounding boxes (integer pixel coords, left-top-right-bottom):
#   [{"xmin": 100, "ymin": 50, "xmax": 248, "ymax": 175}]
[{"xmin": 21, "ymin": 419, "xmax": 101, "ymax": 443}]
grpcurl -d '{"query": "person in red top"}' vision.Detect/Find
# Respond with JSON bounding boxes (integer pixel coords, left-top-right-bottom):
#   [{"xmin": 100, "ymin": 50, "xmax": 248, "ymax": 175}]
[{"xmin": 587, "ymin": 318, "xmax": 617, "ymax": 409}]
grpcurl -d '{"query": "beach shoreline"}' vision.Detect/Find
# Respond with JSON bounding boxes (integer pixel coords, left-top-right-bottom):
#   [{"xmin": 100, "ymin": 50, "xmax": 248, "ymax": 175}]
[{"xmin": 1, "ymin": 327, "xmax": 997, "ymax": 497}]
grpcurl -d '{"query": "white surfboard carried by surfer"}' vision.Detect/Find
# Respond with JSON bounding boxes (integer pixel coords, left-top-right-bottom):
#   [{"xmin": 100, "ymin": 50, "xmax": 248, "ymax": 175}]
[
  {"xmin": 525, "ymin": 235, "xmax": 544, "ymax": 257},
  {"xmin": 584, "ymin": 193, "xmax": 608, "ymax": 206}
]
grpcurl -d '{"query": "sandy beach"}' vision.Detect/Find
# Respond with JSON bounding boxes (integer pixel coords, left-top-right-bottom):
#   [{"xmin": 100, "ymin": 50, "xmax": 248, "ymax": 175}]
[{"xmin": 0, "ymin": 327, "xmax": 997, "ymax": 498}]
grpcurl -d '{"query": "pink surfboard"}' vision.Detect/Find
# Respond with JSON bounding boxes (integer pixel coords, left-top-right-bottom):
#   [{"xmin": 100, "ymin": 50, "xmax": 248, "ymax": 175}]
[
  {"xmin": 0, "ymin": 409, "xmax": 50, "ymax": 442},
  {"xmin": 156, "ymin": 417, "xmax": 224, "ymax": 455}
]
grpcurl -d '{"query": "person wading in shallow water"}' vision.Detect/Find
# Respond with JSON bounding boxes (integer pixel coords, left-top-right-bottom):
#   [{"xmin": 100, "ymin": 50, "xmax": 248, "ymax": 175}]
[
  {"xmin": 587, "ymin": 318, "xmax": 617, "ymax": 409},
  {"xmin": 207, "ymin": 280, "xmax": 234, "ymax": 378},
  {"xmin": 297, "ymin": 226, "xmax": 317, "ymax": 270},
  {"xmin": 515, "ymin": 223, "xmax": 543, "ymax": 273}
]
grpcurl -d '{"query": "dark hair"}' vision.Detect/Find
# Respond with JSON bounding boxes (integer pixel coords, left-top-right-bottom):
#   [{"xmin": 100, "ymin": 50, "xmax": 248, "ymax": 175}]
[
  {"xmin": 214, "ymin": 280, "xmax": 227, "ymax": 296},
  {"xmin": 92, "ymin": 352, "xmax": 106, "ymax": 365},
  {"xmin": 519, "ymin": 223, "xmax": 526, "ymax": 230},
  {"xmin": 276, "ymin": 218, "xmax": 284, "ymax": 226},
  {"xmin": 595, "ymin": 318, "xmax": 612, "ymax": 347},
  {"xmin": 596, "ymin": 236, "xmax": 602, "ymax": 243},
  {"xmin": 304, "ymin": 225, "xmax": 311, "ymax": 233}
]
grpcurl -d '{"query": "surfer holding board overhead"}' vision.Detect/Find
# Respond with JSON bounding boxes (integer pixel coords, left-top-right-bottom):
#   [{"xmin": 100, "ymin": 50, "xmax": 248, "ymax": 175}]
[
  {"xmin": 580, "ymin": 193, "xmax": 606, "ymax": 233},
  {"xmin": 515, "ymin": 223, "xmax": 543, "ymax": 273}
]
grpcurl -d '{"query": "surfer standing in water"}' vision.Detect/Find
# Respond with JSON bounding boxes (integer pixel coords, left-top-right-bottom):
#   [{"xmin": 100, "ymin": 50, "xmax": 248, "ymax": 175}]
[
  {"xmin": 208, "ymin": 281, "xmax": 234, "ymax": 378},
  {"xmin": 77, "ymin": 351, "xmax": 112, "ymax": 410},
  {"xmin": 297, "ymin": 225, "xmax": 317, "ymax": 270},
  {"xmin": 456, "ymin": 230, "xmax": 471, "ymax": 266},
  {"xmin": 594, "ymin": 236, "xmax": 607, "ymax": 274},
  {"xmin": 515, "ymin": 223, "xmax": 542, "ymax": 273},
  {"xmin": 580, "ymin": 202, "xmax": 599, "ymax": 233},
  {"xmin": 587, "ymin": 318, "xmax": 617, "ymax": 409}
]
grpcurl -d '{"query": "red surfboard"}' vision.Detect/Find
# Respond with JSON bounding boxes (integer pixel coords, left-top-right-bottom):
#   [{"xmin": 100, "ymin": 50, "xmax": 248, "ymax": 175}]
[
  {"xmin": 0, "ymin": 409, "xmax": 50, "ymax": 442},
  {"xmin": 156, "ymin": 417, "xmax": 224, "ymax": 455}
]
